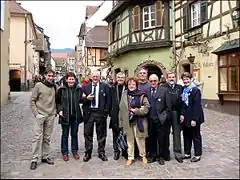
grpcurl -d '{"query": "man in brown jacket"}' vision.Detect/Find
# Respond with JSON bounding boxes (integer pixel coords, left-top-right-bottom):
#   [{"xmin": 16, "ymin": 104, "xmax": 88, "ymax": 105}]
[{"xmin": 30, "ymin": 69, "xmax": 56, "ymax": 170}]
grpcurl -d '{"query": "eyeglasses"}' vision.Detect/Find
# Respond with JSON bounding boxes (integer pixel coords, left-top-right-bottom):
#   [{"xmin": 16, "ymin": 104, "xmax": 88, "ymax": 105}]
[
  {"xmin": 139, "ymin": 72, "xmax": 146, "ymax": 74},
  {"xmin": 149, "ymin": 80, "xmax": 157, "ymax": 82}
]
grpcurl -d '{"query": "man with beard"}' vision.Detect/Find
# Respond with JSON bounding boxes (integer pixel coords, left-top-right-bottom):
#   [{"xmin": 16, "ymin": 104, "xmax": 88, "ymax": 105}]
[
  {"xmin": 29, "ymin": 69, "xmax": 56, "ymax": 170},
  {"xmin": 162, "ymin": 72, "xmax": 184, "ymax": 163},
  {"xmin": 109, "ymin": 72, "xmax": 127, "ymax": 160}
]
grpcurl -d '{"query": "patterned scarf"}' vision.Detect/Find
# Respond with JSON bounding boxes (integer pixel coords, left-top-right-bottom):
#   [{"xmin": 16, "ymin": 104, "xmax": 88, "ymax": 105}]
[{"xmin": 182, "ymin": 82, "xmax": 196, "ymax": 106}]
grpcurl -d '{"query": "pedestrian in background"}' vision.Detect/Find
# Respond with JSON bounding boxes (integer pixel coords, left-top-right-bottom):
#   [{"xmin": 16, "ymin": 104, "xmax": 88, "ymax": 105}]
[
  {"xmin": 29, "ymin": 69, "xmax": 56, "ymax": 170},
  {"xmin": 56, "ymin": 72, "xmax": 83, "ymax": 161},
  {"xmin": 180, "ymin": 72, "xmax": 204, "ymax": 162}
]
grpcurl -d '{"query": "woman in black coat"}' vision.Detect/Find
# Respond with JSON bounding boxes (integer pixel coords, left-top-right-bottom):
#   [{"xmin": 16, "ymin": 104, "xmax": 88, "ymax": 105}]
[
  {"xmin": 180, "ymin": 72, "xmax": 204, "ymax": 162},
  {"xmin": 56, "ymin": 72, "xmax": 83, "ymax": 161}
]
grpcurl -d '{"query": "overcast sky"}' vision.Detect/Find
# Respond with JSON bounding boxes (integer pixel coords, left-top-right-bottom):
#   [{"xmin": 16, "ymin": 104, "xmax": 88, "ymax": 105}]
[{"xmin": 20, "ymin": 1, "xmax": 103, "ymax": 49}]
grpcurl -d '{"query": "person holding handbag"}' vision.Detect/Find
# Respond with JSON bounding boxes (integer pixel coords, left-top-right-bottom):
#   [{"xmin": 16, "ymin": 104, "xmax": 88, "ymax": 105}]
[{"xmin": 119, "ymin": 77, "xmax": 150, "ymax": 165}]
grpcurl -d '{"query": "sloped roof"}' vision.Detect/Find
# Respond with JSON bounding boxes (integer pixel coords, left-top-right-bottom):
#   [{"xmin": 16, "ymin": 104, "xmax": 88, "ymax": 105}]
[
  {"xmin": 212, "ymin": 39, "xmax": 240, "ymax": 55},
  {"xmin": 68, "ymin": 51, "xmax": 76, "ymax": 58},
  {"xmin": 85, "ymin": 26, "xmax": 108, "ymax": 48},
  {"xmin": 85, "ymin": 5, "xmax": 99, "ymax": 19},
  {"xmin": 9, "ymin": 1, "xmax": 29, "ymax": 14},
  {"xmin": 53, "ymin": 57, "xmax": 65, "ymax": 66}
]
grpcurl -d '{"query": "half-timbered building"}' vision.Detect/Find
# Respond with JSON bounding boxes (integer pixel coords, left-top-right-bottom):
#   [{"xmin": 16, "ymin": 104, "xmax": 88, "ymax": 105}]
[
  {"xmin": 174, "ymin": 0, "xmax": 240, "ymax": 115},
  {"xmin": 104, "ymin": 0, "xmax": 173, "ymax": 78}
]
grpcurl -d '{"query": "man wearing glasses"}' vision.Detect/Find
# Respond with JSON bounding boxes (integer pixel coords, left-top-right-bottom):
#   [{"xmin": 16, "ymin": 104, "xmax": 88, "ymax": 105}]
[{"xmin": 146, "ymin": 74, "xmax": 171, "ymax": 165}]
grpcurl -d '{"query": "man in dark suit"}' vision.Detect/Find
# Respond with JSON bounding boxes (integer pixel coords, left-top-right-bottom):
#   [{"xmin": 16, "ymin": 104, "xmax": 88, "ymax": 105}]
[
  {"xmin": 109, "ymin": 72, "xmax": 127, "ymax": 160},
  {"xmin": 162, "ymin": 72, "xmax": 184, "ymax": 163},
  {"xmin": 80, "ymin": 71, "xmax": 110, "ymax": 162},
  {"xmin": 146, "ymin": 74, "xmax": 172, "ymax": 165}
]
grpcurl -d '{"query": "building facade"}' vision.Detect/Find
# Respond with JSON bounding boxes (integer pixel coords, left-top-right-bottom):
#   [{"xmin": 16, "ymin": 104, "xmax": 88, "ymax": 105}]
[
  {"xmin": 9, "ymin": 1, "xmax": 38, "ymax": 91},
  {"xmin": 174, "ymin": 0, "xmax": 240, "ymax": 115},
  {"xmin": 77, "ymin": 1, "xmax": 113, "ymax": 76},
  {"xmin": 1, "ymin": 0, "xmax": 10, "ymax": 106},
  {"xmin": 104, "ymin": 0, "xmax": 173, "ymax": 78}
]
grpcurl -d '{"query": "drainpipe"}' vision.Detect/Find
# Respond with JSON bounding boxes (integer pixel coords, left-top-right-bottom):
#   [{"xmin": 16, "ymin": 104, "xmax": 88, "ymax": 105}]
[
  {"xmin": 24, "ymin": 13, "xmax": 28, "ymax": 91},
  {"xmin": 171, "ymin": 0, "xmax": 176, "ymax": 74}
]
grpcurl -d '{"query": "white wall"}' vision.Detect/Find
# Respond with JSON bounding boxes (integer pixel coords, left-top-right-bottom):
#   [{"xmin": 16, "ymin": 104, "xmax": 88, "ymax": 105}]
[
  {"xmin": 50, "ymin": 57, "xmax": 56, "ymax": 71},
  {"xmin": 85, "ymin": 1, "xmax": 113, "ymax": 29}
]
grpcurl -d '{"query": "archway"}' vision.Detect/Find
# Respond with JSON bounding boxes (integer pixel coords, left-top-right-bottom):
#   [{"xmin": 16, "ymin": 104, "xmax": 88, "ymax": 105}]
[
  {"xmin": 144, "ymin": 64, "xmax": 162, "ymax": 79},
  {"xmin": 134, "ymin": 60, "xmax": 167, "ymax": 79},
  {"xmin": 9, "ymin": 70, "xmax": 21, "ymax": 91}
]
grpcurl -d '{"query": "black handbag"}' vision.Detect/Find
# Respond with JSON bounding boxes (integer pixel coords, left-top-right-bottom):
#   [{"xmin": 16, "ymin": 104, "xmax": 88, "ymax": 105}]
[{"xmin": 117, "ymin": 131, "xmax": 128, "ymax": 151}]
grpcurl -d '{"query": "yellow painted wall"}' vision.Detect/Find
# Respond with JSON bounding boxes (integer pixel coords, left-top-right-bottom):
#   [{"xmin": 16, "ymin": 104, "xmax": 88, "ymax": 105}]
[
  {"xmin": 113, "ymin": 47, "xmax": 172, "ymax": 77},
  {"xmin": 1, "ymin": 1, "xmax": 10, "ymax": 106}
]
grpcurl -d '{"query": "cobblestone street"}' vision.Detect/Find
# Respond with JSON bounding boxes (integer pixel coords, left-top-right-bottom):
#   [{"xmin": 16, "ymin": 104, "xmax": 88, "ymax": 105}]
[{"xmin": 1, "ymin": 92, "xmax": 239, "ymax": 179}]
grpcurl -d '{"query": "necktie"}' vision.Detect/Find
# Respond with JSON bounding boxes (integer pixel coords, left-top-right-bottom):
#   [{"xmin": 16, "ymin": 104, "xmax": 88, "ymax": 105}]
[
  {"xmin": 151, "ymin": 88, "xmax": 156, "ymax": 100},
  {"xmin": 92, "ymin": 84, "xmax": 97, "ymax": 107}
]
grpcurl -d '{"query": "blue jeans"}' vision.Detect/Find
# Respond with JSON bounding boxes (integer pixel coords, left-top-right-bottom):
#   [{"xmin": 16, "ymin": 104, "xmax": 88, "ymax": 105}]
[{"xmin": 61, "ymin": 116, "xmax": 79, "ymax": 155}]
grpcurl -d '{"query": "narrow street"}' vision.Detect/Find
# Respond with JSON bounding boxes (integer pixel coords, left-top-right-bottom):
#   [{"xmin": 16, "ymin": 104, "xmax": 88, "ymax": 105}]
[{"xmin": 1, "ymin": 92, "xmax": 239, "ymax": 179}]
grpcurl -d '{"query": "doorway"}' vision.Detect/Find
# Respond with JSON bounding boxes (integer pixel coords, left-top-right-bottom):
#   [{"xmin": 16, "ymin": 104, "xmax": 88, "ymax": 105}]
[
  {"xmin": 144, "ymin": 64, "xmax": 163, "ymax": 79},
  {"xmin": 9, "ymin": 70, "xmax": 21, "ymax": 91},
  {"xmin": 182, "ymin": 64, "xmax": 191, "ymax": 73}
]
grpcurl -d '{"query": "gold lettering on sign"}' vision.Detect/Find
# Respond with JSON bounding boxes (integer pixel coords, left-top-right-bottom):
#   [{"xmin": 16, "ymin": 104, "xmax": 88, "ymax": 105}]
[{"xmin": 203, "ymin": 62, "xmax": 214, "ymax": 68}]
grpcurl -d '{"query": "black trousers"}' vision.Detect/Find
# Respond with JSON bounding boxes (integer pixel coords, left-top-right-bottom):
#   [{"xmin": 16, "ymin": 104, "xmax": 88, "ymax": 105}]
[
  {"xmin": 148, "ymin": 119, "xmax": 170, "ymax": 159},
  {"xmin": 183, "ymin": 125, "xmax": 202, "ymax": 156},
  {"xmin": 84, "ymin": 112, "xmax": 107, "ymax": 155},
  {"xmin": 170, "ymin": 110, "xmax": 182, "ymax": 158},
  {"xmin": 112, "ymin": 129, "xmax": 120, "ymax": 153}
]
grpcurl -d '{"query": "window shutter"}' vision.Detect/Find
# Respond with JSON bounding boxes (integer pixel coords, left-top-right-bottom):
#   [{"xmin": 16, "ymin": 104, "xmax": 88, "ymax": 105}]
[
  {"xmin": 200, "ymin": 1, "xmax": 208, "ymax": 23},
  {"xmin": 109, "ymin": 23, "xmax": 113, "ymax": 43},
  {"xmin": 132, "ymin": 5, "xmax": 140, "ymax": 31},
  {"xmin": 183, "ymin": 3, "xmax": 190, "ymax": 32},
  {"xmin": 155, "ymin": 0, "xmax": 163, "ymax": 26}
]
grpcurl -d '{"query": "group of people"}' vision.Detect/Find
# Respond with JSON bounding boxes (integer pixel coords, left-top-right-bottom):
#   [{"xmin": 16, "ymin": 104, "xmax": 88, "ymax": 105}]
[{"xmin": 29, "ymin": 67, "xmax": 204, "ymax": 170}]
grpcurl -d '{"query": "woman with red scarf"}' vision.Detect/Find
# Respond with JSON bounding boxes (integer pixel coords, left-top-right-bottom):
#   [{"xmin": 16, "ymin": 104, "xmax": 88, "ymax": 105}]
[{"xmin": 119, "ymin": 77, "xmax": 150, "ymax": 165}]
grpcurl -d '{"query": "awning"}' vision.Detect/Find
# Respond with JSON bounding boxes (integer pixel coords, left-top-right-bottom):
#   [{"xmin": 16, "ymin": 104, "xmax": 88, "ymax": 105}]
[{"xmin": 212, "ymin": 39, "xmax": 240, "ymax": 55}]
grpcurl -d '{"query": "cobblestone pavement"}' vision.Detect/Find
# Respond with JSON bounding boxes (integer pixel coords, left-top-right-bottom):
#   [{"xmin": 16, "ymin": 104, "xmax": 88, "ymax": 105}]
[{"xmin": 1, "ymin": 92, "xmax": 239, "ymax": 179}]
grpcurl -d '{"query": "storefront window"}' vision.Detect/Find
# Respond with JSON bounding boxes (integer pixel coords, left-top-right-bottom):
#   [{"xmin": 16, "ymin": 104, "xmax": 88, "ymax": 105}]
[{"xmin": 218, "ymin": 52, "xmax": 240, "ymax": 92}]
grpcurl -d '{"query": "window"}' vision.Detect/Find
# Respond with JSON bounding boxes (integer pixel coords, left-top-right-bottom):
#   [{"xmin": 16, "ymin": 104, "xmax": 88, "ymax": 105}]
[
  {"xmin": 109, "ymin": 21, "xmax": 118, "ymax": 43},
  {"xmin": 190, "ymin": 1, "xmax": 201, "ymax": 27},
  {"xmin": 143, "ymin": 5, "xmax": 156, "ymax": 29},
  {"xmin": 132, "ymin": 0, "xmax": 163, "ymax": 32},
  {"xmin": 218, "ymin": 52, "xmax": 239, "ymax": 93},
  {"xmin": 183, "ymin": 1, "xmax": 208, "ymax": 32}
]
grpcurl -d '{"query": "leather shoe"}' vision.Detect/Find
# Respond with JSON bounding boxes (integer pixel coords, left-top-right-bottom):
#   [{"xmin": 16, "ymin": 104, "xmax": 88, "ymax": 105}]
[
  {"xmin": 113, "ymin": 152, "xmax": 120, "ymax": 160},
  {"xmin": 164, "ymin": 156, "xmax": 170, "ymax": 161},
  {"xmin": 182, "ymin": 154, "xmax": 191, "ymax": 159},
  {"xmin": 63, "ymin": 155, "xmax": 69, "ymax": 161},
  {"xmin": 30, "ymin": 162, "xmax": 37, "ymax": 170},
  {"xmin": 175, "ymin": 157, "xmax": 183, "ymax": 163},
  {"xmin": 42, "ymin": 158, "xmax": 54, "ymax": 165},
  {"xmin": 73, "ymin": 153, "xmax": 80, "ymax": 160},
  {"xmin": 159, "ymin": 159, "xmax": 165, "ymax": 165},
  {"xmin": 83, "ymin": 153, "xmax": 91, "ymax": 162},
  {"xmin": 99, "ymin": 154, "xmax": 108, "ymax": 161},
  {"xmin": 147, "ymin": 157, "xmax": 156, "ymax": 163},
  {"xmin": 190, "ymin": 156, "xmax": 201, "ymax": 162}
]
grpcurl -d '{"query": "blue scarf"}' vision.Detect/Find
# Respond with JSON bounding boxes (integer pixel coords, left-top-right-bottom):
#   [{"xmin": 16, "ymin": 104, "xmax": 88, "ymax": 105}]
[{"xmin": 182, "ymin": 82, "xmax": 196, "ymax": 106}]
